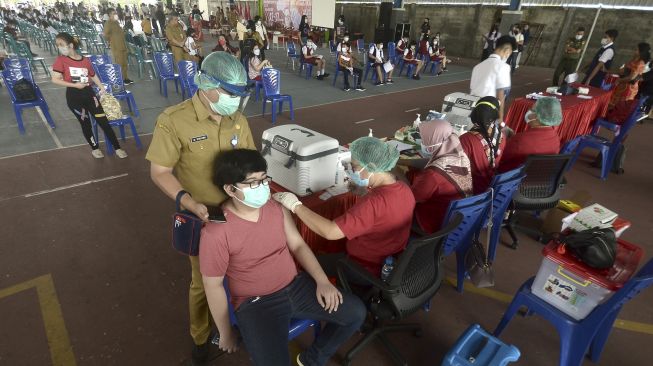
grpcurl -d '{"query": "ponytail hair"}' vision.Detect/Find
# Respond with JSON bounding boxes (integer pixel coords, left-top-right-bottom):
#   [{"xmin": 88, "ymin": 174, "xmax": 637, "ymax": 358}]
[
  {"xmin": 55, "ymin": 32, "xmax": 81, "ymax": 49},
  {"xmin": 638, "ymin": 42, "xmax": 651, "ymax": 63},
  {"xmin": 470, "ymin": 96, "xmax": 501, "ymax": 168}
]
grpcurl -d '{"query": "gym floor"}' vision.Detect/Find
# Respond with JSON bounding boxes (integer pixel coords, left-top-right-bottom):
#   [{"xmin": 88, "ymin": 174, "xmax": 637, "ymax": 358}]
[{"xmin": 0, "ymin": 38, "xmax": 651, "ymax": 366}]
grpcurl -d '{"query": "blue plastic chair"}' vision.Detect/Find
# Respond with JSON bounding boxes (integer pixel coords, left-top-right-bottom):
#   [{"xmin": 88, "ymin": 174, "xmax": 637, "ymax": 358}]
[
  {"xmin": 89, "ymin": 54, "xmax": 112, "ymax": 75},
  {"xmin": 356, "ymin": 38, "xmax": 365, "ymax": 53},
  {"xmin": 97, "ymin": 63, "xmax": 140, "ymax": 117},
  {"xmin": 485, "ymin": 167, "xmax": 527, "ymax": 263},
  {"xmin": 286, "ymin": 42, "xmax": 301, "ymax": 70},
  {"xmin": 153, "ymin": 52, "xmax": 179, "ymax": 97},
  {"xmin": 399, "ymin": 59, "xmax": 416, "ymax": 77},
  {"xmin": 563, "ymin": 97, "xmax": 647, "ymax": 180},
  {"xmin": 261, "ymin": 68, "xmax": 294, "ymax": 123},
  {"xmin": 221, "ymin": 278, "xmax": 320, "ymax": 341},
  {"xmin": 177, "ymin": 60, "xmax": 197, "ymax": 100},
  {"xmin": 387, "ymin": 41, "xmax": 397, "ymax": 62},
  {"xmin": 298, "ymin": 56, "xmax": 314, "ymax": 79},
  {"xmin": 87, "ymin": 112, "xmax": 143, "ymax": 155},
  {"xmin": 442, "ymin": 324, "xmax": 520, "ymax": 366},
  {"xmin": 429, "ymin": 59, "xmax": 442, "ymax": 75},
  {"xmin": 440, "ymin": 190, "xmax": 493, "ymax": 293},
  {"xmin": 494, "ymin": 258, "xmax": 653, "ymax": 366},
  {"xmin": 1, "ymin": 68, "xmax": 56, "ymax": 134}
]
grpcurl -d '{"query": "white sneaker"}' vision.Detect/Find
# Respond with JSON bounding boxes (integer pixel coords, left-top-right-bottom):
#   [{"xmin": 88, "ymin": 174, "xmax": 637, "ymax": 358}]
[
  {"xmin": 115, "ymin": 149, "xmax": 128, "ymax": 159},
  {"xmin": 91, "ymin": 149, "xmax": 104, "ymax": 159}
]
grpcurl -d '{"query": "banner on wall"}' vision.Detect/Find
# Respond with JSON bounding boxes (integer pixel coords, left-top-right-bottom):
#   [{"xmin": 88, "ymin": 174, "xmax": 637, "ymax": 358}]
[{"xmin": 263, "ymin": 0, "xmax": 312, "ymax": 29}]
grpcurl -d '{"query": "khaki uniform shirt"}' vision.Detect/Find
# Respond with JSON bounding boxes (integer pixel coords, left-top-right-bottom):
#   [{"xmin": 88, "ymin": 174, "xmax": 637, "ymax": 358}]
[
  {"xmin": 103, "ymin": 19, "xmax": 127, "ymax": 52},
  {"xmin": 142, "ymin": 19, "xmax": 152, "ymax": 34},
  {"xmin": 145, "ymin": 94, "xmax": 256, "ymax": 206},
  {"xmin": 166, "ymin": 22, "xmax": 185, "ymax": 48}
]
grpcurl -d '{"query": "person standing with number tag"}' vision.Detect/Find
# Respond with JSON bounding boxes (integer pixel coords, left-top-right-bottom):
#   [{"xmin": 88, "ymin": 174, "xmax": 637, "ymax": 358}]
[{"xmin": 146, "ymin": 52, "xmax": 255, "ymax": 365}]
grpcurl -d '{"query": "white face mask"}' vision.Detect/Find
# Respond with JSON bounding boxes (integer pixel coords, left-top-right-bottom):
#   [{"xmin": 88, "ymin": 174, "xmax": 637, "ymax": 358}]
[
  {"xmin": 575, "ymin": 35, "xmax": 583, "ymax": 40},
  {"xmin": 378, "ymin": 44, "xmax": 383, "ymax": 49},
  {"xmin": 343, "ymin": 37, "xmax": 349, "ymax": 42},
  {"xmin": 256, "ymin": 20, "xmax": 261, "ymax": 25},
  {"xmin": 338, "ymin": 20, "xmax": 343, "ymax": 25},
  {"xmin": 601, "ymin": 38, "xmax": 610, "ymax": 46},
  {"xmin": 113, "ymin": 14, "xmax": 118, "ymax": 20},
  {"xmin": 410, "ymin": 46, "xmax": 415, "ymax": 51},
  {"xmin": 253, "ymin": 48, "xmax": 260, "ymax": 56},
  {"xmin": 58, "ymin": 46, "xmax": 70, "ymax": 56}
]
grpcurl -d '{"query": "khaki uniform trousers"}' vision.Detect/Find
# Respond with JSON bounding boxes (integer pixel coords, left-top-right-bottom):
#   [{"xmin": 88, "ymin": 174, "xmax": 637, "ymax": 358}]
[{"xmin": 189, "ymin": 255, "xmax": 211, "ymax": 345}]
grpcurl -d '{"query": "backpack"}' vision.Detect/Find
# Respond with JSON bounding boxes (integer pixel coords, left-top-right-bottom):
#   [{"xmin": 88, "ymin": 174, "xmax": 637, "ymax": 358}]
[
  {"xmin": 559, "ymin": 228, "xmax": 617, "ymax": 269},
  {"xmin": 99, "ymin": 93, "xmax": 123, "ymax": 120},
  {"xmin": 13, "ymin": 78, "xmax": 37, "ymax": 102}
]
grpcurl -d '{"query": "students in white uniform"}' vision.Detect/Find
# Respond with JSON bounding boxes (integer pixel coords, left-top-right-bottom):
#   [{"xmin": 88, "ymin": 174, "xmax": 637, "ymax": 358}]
[
  {"xmin": 469, "ymin": 35, "xmax": 516, "ymax": 122},
  {"xmin": 368, "ymin": 41, "xmax": 394, "ymax": 85}
]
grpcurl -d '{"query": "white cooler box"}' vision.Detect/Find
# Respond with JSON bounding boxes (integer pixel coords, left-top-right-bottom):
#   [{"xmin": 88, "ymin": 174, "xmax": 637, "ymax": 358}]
[
  {"xmin": 531, "ymin": 240, "xmax": 642, "ymax": 320},
  {"xmin": 442, "ymin": 92, "xmax": 479, "ymax": 131},
  {"xmin": 261, "ymin": 125, "xmax": 339, "ymax": 196}
]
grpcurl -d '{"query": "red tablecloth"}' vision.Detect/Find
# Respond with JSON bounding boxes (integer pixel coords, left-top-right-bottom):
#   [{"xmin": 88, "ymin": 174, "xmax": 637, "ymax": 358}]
[
  {"xmin": 271, "ymin": 182, "xmax": 357, "ymax": 254},
  {"xmin": 504, "ymin": 85, "xmax": 613, "ymax": 144}
]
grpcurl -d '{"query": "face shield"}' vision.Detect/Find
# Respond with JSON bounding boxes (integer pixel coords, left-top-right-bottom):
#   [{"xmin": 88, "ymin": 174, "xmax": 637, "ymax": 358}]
[{"xmin": 194, "ymin": 71, "xmax": 252, "ymax": 114}]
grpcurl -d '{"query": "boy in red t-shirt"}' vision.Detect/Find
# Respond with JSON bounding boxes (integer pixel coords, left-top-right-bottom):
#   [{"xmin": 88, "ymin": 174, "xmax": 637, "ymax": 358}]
[{"xmin": 200, "ymin": 149, "xmax": 365, "ymax": 366}]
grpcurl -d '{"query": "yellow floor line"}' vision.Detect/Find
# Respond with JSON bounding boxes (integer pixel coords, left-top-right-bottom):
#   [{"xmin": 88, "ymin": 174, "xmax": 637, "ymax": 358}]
[
  {"xmin": 444, "ymin": 277, "xmax": 653, "ymax": 336},
  {"xmin": 0, "ymin": 274, "xmax": 77, "ymax": 366}
]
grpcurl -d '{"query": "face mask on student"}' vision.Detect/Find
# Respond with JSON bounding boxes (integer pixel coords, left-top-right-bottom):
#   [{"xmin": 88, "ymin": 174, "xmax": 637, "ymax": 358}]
[
  {"xmin": 233, "ymin": 184, "xmax": 270, "ymax": 208},
  {"xmin": 575, "ymin": 35, "xmax": 583, "ymax": 40},
  {"xmin": 601, "ymin": 37, "xmax": 610, "ymax": 46},
  {"xmin": 113, "ymin": 14, "xmax": 118, "ymax": 20},
  {"xmin": 58, "ymin": 45, "xmax": 70, "ymax": 56},
  {"xmin": 253, "ymin": 48, "xmax": 260, "ymax": 56},
  {"xmin": 347, "ymin": 168, "xmax": 370, "ymax": 187},
  {"xmin": 378, "ymin": 44, "xmax": 383, "ymax": 49}
]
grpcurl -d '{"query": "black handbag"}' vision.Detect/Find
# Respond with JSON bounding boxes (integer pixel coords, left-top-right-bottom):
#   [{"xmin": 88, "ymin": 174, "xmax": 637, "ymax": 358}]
[
  {"xmin": 172, "ymin": 190, "xmax": 204, "ymax": 256},
  {"xmin": 465, "ymin": 238, "xmax": 495, "ymax": 288},
  {"xmin": 560, "ymin": 228, "xmax": 617, "ymax": 269}
]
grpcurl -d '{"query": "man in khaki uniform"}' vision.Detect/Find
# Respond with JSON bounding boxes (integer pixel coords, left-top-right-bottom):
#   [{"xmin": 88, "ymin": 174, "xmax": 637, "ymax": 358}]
[
  {"xmin": 166, "ymin": 12, "xmax": 191, "ymax": 64},
  {"xmin": 103, "ymin": 8, "xmax": 133, "ymax": 84},
  {"xmin": 146, "ymin": 52, "xmax": 254, "ymax": 364}
]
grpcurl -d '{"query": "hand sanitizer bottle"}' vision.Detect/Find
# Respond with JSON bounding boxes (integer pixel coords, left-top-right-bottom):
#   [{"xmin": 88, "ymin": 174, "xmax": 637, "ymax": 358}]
[
  {"xmin": 413, "ymin": 114, "xmax": 422, "ymax": 128},
  {"xmin": 368, "ymin": 128, "xmax": 374, "ymax": 137}
]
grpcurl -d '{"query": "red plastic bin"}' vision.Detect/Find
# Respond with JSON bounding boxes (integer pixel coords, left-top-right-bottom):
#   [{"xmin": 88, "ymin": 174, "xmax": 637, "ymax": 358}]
[{"xmin": 531, "ymin": 239, "xmax": 643, "ymax": 320}]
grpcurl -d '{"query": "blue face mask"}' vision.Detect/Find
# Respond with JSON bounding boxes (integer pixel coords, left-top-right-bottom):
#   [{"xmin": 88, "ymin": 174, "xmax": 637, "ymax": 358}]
[
  {"xmin": 346, "ymin": 168, "xmax": 371, "ymax": 187},
  {"xmin": 233, "ymin": 184, "xmax": 270, "ymax": 208}
]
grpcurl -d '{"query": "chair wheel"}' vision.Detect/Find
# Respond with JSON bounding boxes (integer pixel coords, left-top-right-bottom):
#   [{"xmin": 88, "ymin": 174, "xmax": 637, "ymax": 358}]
[{"xmin": 414, "ymin": 329, "xmax": 423, "ymax": 337}]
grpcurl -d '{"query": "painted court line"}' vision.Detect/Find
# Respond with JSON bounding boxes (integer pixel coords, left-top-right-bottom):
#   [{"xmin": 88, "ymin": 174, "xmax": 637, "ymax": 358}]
[
  {"xmin": 36, "ymin": 107, "xmax": 64, "ymax": 149},
  {"xmin": 22, "ymin": 173, "xmax": 129, "ymax": 198},
  {"xmin": 354, "ymin": 118, "xmax": 375, "ymax": 125},
  {"xmin": 405, "ymin": 108, "xmax": 420, "ymax": 113},
  {"xmin": 444, "ymin": 277, "xmax": 653, "ymax": 336}
]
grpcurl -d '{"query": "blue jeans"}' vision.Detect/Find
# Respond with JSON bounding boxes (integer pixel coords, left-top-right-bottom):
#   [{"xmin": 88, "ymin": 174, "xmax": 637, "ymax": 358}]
[{"xmin": 235, "ymin": 272, "xmax": 366, "ymax": 366}]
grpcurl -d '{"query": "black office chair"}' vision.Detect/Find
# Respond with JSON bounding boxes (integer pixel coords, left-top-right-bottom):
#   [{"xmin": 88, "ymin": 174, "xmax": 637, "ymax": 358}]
[
  {"xmin": 337, "ymin": 213, "xmax": 463, "ymax": 366},
  {"xmin": 505, "ymin": 154, "xmax": 572, "ymax": 249}
]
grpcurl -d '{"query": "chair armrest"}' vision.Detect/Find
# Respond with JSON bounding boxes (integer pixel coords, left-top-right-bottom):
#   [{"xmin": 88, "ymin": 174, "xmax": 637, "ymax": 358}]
[{"xmin": 336, "ymin": 257, "xmax": 390, "ymax": 294}]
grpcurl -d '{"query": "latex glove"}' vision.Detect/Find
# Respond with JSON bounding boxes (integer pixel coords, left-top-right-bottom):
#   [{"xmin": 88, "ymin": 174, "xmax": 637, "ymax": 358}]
[{"xmin": 272, "ymin": 192, "xmax": 302, "ymax": 213}]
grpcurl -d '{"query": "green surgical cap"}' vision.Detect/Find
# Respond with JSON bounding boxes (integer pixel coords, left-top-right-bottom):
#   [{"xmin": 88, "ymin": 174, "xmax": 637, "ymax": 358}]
[
  {"xmin": 350, "ymin": 137, "xmax": 399, "ymax": 173},
  {"xmin": 534, "ymin": 97, "xmax": 563, "ymax": 126},
  {"xmin": 196, "ymin": 51, "xmax": 247, "ymax": 92}
]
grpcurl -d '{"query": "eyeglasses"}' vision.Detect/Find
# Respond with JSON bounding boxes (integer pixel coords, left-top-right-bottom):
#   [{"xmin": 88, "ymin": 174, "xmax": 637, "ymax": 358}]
[{"xmin": 240, "ymin": 176, "xmax": 272, "ymax": 189}]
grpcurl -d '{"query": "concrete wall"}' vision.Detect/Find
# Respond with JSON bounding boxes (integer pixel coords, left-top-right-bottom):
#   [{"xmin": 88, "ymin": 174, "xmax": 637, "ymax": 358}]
[{"xmin": 336, "ymin": 4, "xmax": 653, "ymax": 69}]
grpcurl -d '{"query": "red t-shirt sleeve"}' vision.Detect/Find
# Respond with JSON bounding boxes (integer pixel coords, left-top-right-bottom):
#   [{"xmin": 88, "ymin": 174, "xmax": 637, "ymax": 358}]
[
  {"xmin": 84, "ymin": 58, "xmax": 96, "ymax": 77},
  {"xmin": 52, "ymin": 56, "xmax": 65, "ymax": 74},
  {"xmin": 411, "ymin": 169, "xmax": 440, "ymax": 203},
  {"xmin": 198, "ymin": 225, "xmax": 230, "ymax": 277},
  {"xmin": 335, "ymin": 197, "xmax": 377, "ymax": 240}
]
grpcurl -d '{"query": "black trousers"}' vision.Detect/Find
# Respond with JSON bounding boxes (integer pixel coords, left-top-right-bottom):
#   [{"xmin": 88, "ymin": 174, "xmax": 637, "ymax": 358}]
[
  {"xmin": 343, "ymin": 67, "xmax": 362, "ymax": 87},
  {"xmin": 66, "ymin": 87, "xmax": 121, "ymax": 150}
]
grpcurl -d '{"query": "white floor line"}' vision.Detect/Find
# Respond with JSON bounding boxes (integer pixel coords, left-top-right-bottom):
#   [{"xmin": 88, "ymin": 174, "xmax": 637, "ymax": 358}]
[
  {"xmin": 354, "ymin": 119, "xmax": 375, "ymax": 125},
  {"xmin": 22, "ymin": 173, "xmax": 129, "ymax": 198},
  {"xmin": 404, "ymin": 108, "xmax": 420, "ymax": 113},
  {"xmin": 36, "ymin": 107, "xmax": 64, "ymax": 149}
]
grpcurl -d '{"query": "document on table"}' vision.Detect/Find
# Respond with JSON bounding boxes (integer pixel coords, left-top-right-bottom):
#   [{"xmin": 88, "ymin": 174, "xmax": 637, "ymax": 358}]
[{"xmin": 386, "ymin": 140, "xmax": 415, "ymax": 152}]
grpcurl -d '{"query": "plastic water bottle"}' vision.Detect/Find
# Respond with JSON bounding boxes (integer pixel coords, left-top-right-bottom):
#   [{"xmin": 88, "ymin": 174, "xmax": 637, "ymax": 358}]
[
  {"xmin": 412, "ymin": 113, "xmax": 422, "ymax": 128},
  {"xmin": 381, "ymin": 256, "xmax": 395, "ymax": 282},
  {"xmin": 368, "ymin": 128, "xmax": 374, "ymax": 137}
]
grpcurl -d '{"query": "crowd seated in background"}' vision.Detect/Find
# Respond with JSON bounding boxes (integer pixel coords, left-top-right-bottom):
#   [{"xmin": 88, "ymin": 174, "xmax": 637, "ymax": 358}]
[
  {"xmin": 460, "ymin": 96, "xmax": 507, "ymax": 195},
  {"xmin": 498, "ymin": 97, "xmax": 563, "ymax": 173},
  {"xmin": 398, "ymin": 121, "xmax": 473, "ymax": 234}
]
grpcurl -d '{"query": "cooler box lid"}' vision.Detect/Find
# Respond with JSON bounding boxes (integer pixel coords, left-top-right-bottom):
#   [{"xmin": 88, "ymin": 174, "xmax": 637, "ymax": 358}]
[{"xmin": 542, "ymin": 239, "xmax": 644, "ymax": 291}]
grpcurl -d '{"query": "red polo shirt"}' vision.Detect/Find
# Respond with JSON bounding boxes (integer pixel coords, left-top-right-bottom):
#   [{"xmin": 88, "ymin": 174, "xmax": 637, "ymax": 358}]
[
  {"xmin": 498, "ymin": 127, "xmax": 561, "ymax": 173},
  {"xmin": 335, "ymin": 182, "xmax": 415, "ymax": 276}
]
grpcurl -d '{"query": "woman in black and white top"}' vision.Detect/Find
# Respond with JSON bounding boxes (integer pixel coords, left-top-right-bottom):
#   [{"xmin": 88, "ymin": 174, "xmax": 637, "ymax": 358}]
[{"xmin": 368, "ymin": 41, "xmax": 394, "ymax": 85}]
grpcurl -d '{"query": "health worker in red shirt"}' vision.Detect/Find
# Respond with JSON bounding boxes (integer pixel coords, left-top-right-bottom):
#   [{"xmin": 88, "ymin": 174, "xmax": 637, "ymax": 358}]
[
  {"xmin": 273, "ymin": 137, "xmax": 416, "ymax": 280},
  {"xmin": 498, "ymin": 97, "xmax": 562, "ymax": 172}
]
